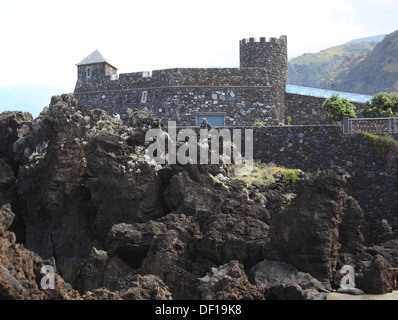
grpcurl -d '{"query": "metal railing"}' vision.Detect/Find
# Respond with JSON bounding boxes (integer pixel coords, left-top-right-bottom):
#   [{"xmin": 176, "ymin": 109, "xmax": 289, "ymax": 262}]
[{"xmin": 343, "ymin": 117, "xmax": 398, "ymax": 134}]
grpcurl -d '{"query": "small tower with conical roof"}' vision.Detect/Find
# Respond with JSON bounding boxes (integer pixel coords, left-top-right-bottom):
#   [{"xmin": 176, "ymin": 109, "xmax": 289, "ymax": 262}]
[{"xmin": 75, "ymin": 50, "xmax": 118, "ymax": 92}]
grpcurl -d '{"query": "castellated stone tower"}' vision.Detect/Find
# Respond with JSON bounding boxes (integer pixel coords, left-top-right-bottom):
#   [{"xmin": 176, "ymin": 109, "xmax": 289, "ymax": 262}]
[
  {"xmin": 74, "ymin": 37, "xmax": 288, "ymax": 127},
  {"xmin": 240, "ymin": 36, "xmax": 288, "ymax": 120}
]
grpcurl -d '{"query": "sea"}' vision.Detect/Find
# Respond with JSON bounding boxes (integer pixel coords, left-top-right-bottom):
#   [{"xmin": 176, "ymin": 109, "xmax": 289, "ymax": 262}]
[{"xmin": 286, "ymin": 84, "xmax": 372, "ymax": 103}]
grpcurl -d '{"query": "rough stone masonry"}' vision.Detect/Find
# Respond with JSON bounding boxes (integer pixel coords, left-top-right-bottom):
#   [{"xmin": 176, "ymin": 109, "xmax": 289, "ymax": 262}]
[{"xmin": 74, "ymin": 36, "xmax": 288, "ymax": 127}]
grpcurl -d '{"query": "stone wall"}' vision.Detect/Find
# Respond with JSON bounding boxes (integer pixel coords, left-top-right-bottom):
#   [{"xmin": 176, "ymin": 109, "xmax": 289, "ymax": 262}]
[
  {"xmin": 172, "ymin": 124, "xmax": 397, "ymax": 231},
  {"xmin": 75, "ymin": 67, "xmax": 272, "ymax": 93},
  {"xmin": 75, "ymin": 84, "xmax": 278, "ymax": 127},
  {"xmin": 74, "ymin": 37, "xmax": 288, "ymax": 127},
  {"xmin": 284, "ymin": 93, "xmax": 330, "ymax": 125},
  {"xmin": 252, "ymin": 125, "xmax": 371, "ymax": 171},
  {"xmin": 248, "ymin": 125, "xmax": 398, "ymax": 232},
  {"xmin": 74, "ymin": 37, "xmax": 376, "ymax": 129},
  {"xmin": 284, "ymin": 92, "xmax": 365, "ymax": 125},
  {"xmin": 75, "ymin": 62, "xmax": 118, "ymax": 93}
]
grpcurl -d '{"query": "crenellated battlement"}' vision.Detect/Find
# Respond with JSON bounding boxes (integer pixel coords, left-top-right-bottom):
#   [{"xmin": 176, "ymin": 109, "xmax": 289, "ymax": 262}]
[
  {"xmin": 239, "ymin": 35, "xmax": 287, "ymax": 45},
  {"xmin": 239, "ymin": 35, "xmax": 288, "ymax": 121},
  {"xmin": 239, "ymin": 35, "xmax": 288, "ymax": 70},
  {"xmin": 74, "ymin": 37, "xmax": 288, "ymax": 127}
]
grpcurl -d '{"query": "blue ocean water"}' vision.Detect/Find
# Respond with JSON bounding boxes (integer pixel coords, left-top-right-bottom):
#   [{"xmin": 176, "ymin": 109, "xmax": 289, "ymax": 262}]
[{"xmin": 286, "ymin": 84, "xmax": 372, "ymax": 103}]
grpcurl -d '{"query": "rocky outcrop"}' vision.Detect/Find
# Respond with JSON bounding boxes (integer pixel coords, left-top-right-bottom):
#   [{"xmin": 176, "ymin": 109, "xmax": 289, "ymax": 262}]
[
  {"xmin": 249, "ymin": 260, "xmax": 328, "ymax": 300},
  {"xmin": 117, "ymin": 274, "xmax": 172, "ymax": 300},
  {"xmin": 11, "ymin": 95, "xmax": 166, "ymax": 285},
  {"xmin": 0, "ymin": 204, "xmax": 79, "ymax": 300},
  {"xmin": 268, "ymin": 167, "xmax": 366, "ymax": 286},
  {"xmin": 1, "ymin": 94, "xmax": 397, "ymax": 300},
  {"xmin": 0, "ymin": 111, "xmax": 33, "ymax": 163},
  {"xmin": 198, "ymin": 260, "xmax": 265, "ymax": 300}
]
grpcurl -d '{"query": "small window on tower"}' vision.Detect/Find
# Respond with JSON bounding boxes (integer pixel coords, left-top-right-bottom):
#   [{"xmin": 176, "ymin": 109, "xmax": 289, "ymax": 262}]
[
  {"xmin": 141, "ymin": 91, "xmax": 147, "ymax": 103},
  {"xmin": 86, "ymin": 67, "xmax": 92, "ymax": 79}
]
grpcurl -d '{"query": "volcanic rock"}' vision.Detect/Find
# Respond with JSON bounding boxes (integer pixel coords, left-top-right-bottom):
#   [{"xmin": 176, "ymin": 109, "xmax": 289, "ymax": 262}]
[
  {"xmin": 0, "ymin": 204, "xmax": 80, "ymax": 299},
  {"xmin": 268, "ymin": 167, "xmax": 366, "ymax": 286},
  {"xmin": 1, "ymin": 94, "xmax": 397, "ymax": 300},
  {"xmin": 249, "ymin": 260, "xmax": 329, "ymax": 300},
  {"xmin": 198, "ymin": 260, "xmax": 265, "ymax": 300},
  {"xmin": 13, "ymin": 94, "xmax": 165, "ymax": 285},
  {"xmin": 117, "ymin": 274, "xmax": 172, "ymax": 300}
]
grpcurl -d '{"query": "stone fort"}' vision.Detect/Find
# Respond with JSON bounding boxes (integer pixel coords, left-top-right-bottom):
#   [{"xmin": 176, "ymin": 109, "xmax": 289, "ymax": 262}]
[
  {"xmin": 74, "ymin": 36, "xmax": 368, "ymax": 127},
  {"xmin": 71, "ymin": 35, "xmax": 398, "ymax": 247},
  {"xmin": 72, "ymin": 36, "xmax": 396, "ymax": 234},
  {"xmin": 74, "ymin": 36, "xmax": 289, "ymax": 127}
]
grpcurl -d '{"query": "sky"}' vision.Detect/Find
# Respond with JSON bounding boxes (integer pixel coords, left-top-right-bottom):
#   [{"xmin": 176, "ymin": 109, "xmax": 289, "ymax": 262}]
[{"xmin": 0, "ymin": 0, "xmax": 397, "ymax": 89}]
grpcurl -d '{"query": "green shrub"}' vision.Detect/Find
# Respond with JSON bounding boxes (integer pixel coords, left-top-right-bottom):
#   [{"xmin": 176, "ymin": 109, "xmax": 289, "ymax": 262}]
[
  {"xmin": 322, "ymin": 93, "xmax": 357, "ymax": 123},
  {"xmin": 228, "ymin": 163, "xmax": 302, "ymax": 186},
  {"xmin": 272, "ymin": 167, "xmax": 300, "ymax": 183},
  {"xmin": 361, "ymin": 92, "xmax": 398, "ymax": 118}
]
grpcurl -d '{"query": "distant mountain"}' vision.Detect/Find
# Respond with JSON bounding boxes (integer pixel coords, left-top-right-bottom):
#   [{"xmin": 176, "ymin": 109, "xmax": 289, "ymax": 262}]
[
  {"xmin": 287, "ymin": 41, "xmax": 378, "ymax": 88},
  {"xmin": 287, "ymin": 30, "xmax": 398, "ymax": 95},
  {"xmin": 324, "ymin": 30, "xmax": 398, "ymax": 95},
  {"xmin": 345, "ymin": 34, "xmax": 386, "ymax": 44},
  {"xmin": 0, "ymin": 83, "xmax": 73, "ymax": 118}
]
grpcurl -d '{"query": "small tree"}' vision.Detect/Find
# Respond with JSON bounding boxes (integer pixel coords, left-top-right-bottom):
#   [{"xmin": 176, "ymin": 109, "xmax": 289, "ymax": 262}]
[
  {"xmin": 361, "ymin": 92, "xmax": 398, "ymax": 118},
  {"xmin": 322, "ymin": 94, "xmax": 356, "ymax": 123}
]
